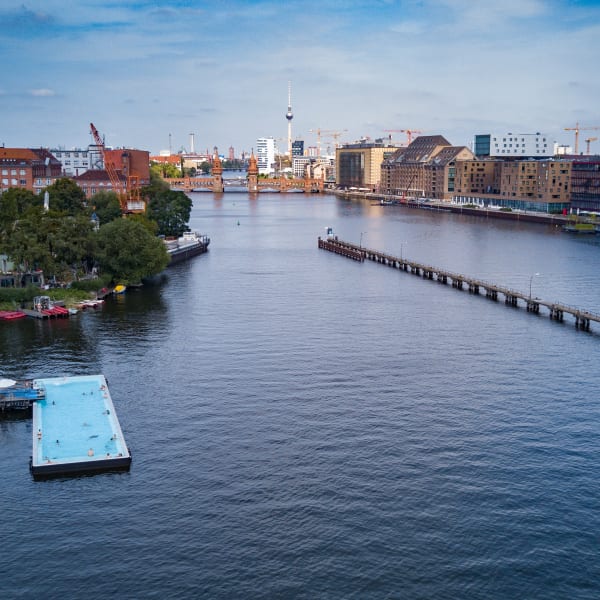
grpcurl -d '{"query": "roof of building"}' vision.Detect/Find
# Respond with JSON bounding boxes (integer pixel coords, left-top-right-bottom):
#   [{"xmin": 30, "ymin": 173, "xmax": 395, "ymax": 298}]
[
  {"xmin": 0, "ymin": 147, "xmax": 61, "ymax": 165},
  {"xmin": 390, "ymin": 135, "xmax": 452, "ymax": 164},
  {"xmin": 73, "ymin": 169, "xmax": 125, "ymax": 183},
  {"xmin": 428, "ymin": 146, "xmax": 473, "ymax": 167}
]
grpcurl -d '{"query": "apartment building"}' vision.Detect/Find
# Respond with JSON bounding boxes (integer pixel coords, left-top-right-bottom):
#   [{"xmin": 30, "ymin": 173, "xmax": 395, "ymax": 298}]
[
  {"xmin": 380, "ymin": 136, "xmax": 474, "ymax": 200},
  {"xmin": 454, "ymin": 158, "xmax": 571, "ymax": 213},
  {"xmin": 0, "ymin": 148, "xmax": 62, "ymax": 194},
  {"xmin": 474, "ymin": 133, "xmax": 553, "ymax": 158},
  {"xmin": 256, "ymin": 137, "xmax": 276, "ymax": 175}
]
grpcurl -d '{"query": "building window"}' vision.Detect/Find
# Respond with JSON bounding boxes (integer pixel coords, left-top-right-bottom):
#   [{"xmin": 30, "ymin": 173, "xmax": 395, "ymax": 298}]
[
  {"xmin": 11, "ymin": 169, "xmax": 16, "ymax": 175},
  {"xmin": 20, "ymin": 179, "xmax": 26, "ymax": 185},
  {"xmin": 19, "ymin": 169, "xmax": 26, "ymax": 175}
]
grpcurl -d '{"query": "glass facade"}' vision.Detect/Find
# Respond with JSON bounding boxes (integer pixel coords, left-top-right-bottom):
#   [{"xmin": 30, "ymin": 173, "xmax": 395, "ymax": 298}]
[
  {"xmin": 474, "ymin": 135, "xmax": 491, "ymax": 157},
  {"xmin": 338, "ymin": 152, "xmax": 364, "ymax": 188},
  {"xmin": 570, "ymin": 160, "xmax": 600, "ymax": 212}
]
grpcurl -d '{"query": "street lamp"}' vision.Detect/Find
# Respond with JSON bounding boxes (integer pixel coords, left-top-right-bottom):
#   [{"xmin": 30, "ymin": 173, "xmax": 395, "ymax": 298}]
[
  {"xmin": 529, "ymin": 272, "xmax": 540, "ymax": 299},
  {"xmin": 401, "ymin": 241, "xmax": 407, "ymax": 262},
  {"xmin": 360, "ymin": 231, "xmax": 366, "ymax": 248}
]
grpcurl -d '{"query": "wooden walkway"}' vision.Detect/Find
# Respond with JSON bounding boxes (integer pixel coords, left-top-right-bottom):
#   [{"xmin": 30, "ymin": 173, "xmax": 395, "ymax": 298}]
[{"xmin": 318, "ymin": 237, "xmax": 600, "ymax": 332}]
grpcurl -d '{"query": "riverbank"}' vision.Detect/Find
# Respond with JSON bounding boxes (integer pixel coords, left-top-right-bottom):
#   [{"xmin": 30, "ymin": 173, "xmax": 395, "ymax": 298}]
[{"xmin": 331, "ymin": 189, "xmax": 572, "ymax": 227}]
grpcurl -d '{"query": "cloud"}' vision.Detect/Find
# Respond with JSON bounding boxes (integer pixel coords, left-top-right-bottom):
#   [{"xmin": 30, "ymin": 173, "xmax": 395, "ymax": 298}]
[
  {"xmin": 0, "ymin": 4, "xmax": 55, "ymax": 36},
  {"xmin": 30, "ymin": 88, "xmax": 56, "ymax": 97}
]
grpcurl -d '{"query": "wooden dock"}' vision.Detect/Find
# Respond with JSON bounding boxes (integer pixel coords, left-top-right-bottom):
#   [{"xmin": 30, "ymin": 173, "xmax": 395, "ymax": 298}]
[{"xmin": 318, "ymin": 236, "xmax": 600, "ymax": 332}]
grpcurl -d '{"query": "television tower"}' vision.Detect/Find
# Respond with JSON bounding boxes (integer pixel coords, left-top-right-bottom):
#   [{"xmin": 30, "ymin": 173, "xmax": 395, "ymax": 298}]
[{"xmin": 286, "ymin": 81, "xmax": 293, "ymax": 156}]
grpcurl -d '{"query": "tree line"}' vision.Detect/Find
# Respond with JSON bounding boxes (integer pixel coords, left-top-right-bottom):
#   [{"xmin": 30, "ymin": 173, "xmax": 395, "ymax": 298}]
[{"xmin": 0, "ymin": 173, "xmax": 193, "ymax": 286}]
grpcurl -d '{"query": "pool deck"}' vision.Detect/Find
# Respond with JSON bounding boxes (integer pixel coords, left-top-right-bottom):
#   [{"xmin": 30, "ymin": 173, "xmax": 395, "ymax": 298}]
[{"xmin": 31, "ymin": 375, "xmax": 131, "ymax": 479}]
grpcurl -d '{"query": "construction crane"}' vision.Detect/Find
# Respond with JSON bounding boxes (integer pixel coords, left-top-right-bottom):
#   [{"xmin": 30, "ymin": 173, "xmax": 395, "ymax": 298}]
[
  {"xmin": 564, "ymin": 122, "xmax": 600, "ymax": 155},
  {"xmin": 383, "ymin": 129, "xmax": 423, "ymax": 146},
  {"xmin": 89, "ymin": 123, "xmax": 144, "ymax": 213},
  {"xmin": 585, "ymin": 137, "xmax": 598, "ymax": 155},
  {"xmin": 309, "ymin": 128, "xmax": 348, "ymax": 156}
]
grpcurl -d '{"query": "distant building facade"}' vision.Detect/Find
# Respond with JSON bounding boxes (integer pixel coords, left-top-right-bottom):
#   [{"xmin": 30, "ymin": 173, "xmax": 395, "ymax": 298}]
[
  {"xmin": 292, "ymin": 140, "xmax": 304, "ymax": 157},
  {"xmin": 51, "ymin": 144, "xmax": 104, "ymax": 176},
  {"xmin": 569, "ymin": 156, "xmax": 600, "ymax": 212},
  {"xmin": 380, "ymin": 136, "xmax": 474, "ymax": 200},
  {"xmin": 336, "ymin": 141, "xmax": 399, "ymax": 191},
  {"xmin": 453, "ymin": 158, "xmax": 571, "ymax": 213},
  {"xmin": 0, "ymin": 148, "xmax": 62, "ymax": 194},
  {"xmin": 474, "ymin": 133, "xmax": 553, "ymax": 158},
  {"xmin": 256, "ymin": 137, "xmax": 276, "ymax": 175}
]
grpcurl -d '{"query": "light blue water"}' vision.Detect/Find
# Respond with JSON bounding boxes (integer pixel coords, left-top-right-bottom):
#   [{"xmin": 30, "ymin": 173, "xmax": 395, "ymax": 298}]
[
  {"xmin": 1, "ymin": 193, "xmax": 600, "ymax": 599},
  {"xmin": 34, "ymin": 375, "xmax": 126, "ymax": 462}
]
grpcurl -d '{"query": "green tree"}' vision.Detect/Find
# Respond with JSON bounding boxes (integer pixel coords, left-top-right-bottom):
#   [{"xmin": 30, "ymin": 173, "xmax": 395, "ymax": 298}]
[
  {"xmin": 89, "ymin": 190, "xmax": 122, "ymax": 225},
  {"xmin": 150, "ymin": 161, "xmax": 182, "ymax": 179},
  {"xmin": 95, "ymin": 218, "xmax": 169, "ymax": 284},
  {"xmin": 44, "ymin": 178, "xmax": 87, "ymax": 215},
  {"xmin": 146, "ymin": 189, "xmax": 192, "ymax": 237},
  {"xmin": 199, "ymin": 161, "xmax": 211, "ymax": 175}
]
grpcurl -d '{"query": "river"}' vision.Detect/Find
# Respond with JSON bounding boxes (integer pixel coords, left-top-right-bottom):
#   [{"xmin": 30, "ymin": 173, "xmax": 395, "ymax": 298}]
[{"xmin": 1, "ymin": 192, "xmax": 600, "ymax": 599}]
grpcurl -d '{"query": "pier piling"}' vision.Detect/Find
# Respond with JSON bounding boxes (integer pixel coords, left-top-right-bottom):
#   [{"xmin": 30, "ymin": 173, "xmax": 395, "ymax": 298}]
[{"xmin": 318, "ymin": 237, "xmax": 600, "ymax": 334}]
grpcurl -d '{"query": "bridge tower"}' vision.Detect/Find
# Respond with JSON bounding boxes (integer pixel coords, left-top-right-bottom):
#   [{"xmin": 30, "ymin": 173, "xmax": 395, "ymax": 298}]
[
  {"xmin": 247, "ymin": 152, "xmax": 258, "ymax": 193},
  {"xmin": 212, "ymin": 149, "xmax": 224, "ymax": 193}
]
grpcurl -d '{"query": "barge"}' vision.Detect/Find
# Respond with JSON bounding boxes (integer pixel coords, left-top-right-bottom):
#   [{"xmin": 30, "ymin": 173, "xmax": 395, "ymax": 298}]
[{"xmin": 164, "ymin": 231, "xmax": 210, "ymax": 266}]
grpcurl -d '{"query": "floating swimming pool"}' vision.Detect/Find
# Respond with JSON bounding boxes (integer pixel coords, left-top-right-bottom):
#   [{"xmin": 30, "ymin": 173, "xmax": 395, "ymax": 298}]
[{"xmin": 31, "ymin": 375, "xmax": 131, "ymax": 479}]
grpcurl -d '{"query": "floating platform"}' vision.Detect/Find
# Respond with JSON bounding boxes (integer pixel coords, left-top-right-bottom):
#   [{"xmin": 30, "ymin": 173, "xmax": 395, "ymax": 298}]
[{"xmin": 30, "ymin": 375, "xmax": 131, "ymax": 479}]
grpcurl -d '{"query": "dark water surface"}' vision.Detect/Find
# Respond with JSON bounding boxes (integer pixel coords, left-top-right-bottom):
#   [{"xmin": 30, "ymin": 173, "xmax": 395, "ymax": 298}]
[{"xmin": 2, "ymin": 194, "xmax": 600, "ymax": 599}]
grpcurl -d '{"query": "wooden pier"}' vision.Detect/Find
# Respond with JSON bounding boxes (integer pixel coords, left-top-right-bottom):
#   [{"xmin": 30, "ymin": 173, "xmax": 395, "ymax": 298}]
[{"xmin": 318, "ymin": 236, "xmax": 600, "ymax": 332}]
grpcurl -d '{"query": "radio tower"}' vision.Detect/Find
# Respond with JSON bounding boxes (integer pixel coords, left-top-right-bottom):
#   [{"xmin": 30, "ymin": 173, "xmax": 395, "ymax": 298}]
[{"xmin": 286, "ymin": 81, "xmax": 293, "ymax": 156}]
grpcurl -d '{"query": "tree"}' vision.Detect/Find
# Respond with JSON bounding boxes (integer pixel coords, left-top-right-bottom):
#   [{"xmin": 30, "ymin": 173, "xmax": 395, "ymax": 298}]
[
  {"xmin": 44, "ymin": 178, "xmax": 87, "ymax": 215},
  {"xmin": 150, "ymin": 161, "xmax": 182, "ymax": 179},
  {"xmin": 95, "ymin": 218, "xmax": 169, "ymax": 284},
  {"xmin": 89, "ymin": 191, "xmax": 122, "ymax": 225},
  {"xmin": 146, "ymin": 189, "xmax": 192, "ymax": 238}
]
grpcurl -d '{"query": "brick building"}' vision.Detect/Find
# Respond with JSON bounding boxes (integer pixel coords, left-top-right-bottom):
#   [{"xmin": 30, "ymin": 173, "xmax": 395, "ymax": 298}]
[
  {"xmin": 0, "ymin": 148, "xmax": 62, "ymax": 194},
  {"xmin": 454, "ymin": 158, "xmax": 572, "ymax": 213},
  {"xmin": 380, "ymin": 136, "xmax": 474, "ymax": 200}
]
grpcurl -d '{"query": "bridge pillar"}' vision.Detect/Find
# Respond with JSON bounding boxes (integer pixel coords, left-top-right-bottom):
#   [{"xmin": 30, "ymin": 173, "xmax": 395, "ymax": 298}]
[
  {"xmin": 247, "ymin": 153, "xmax": 258, "ymax": 193},
  {"xmin": 212, "ymin": 151, "xmax": 224, "ymax": 193}
]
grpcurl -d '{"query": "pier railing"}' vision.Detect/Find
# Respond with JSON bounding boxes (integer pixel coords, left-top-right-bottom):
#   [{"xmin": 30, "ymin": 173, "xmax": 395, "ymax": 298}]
[{"xmin": 318, "ymin": 237, "xmax": 600, "ymax": 332}]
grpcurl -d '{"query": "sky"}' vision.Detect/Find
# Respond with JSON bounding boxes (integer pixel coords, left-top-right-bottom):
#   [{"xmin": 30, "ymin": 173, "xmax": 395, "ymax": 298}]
[{"xmin": 1, "ymin": 0, "xmax": 600, "ymax": 156}]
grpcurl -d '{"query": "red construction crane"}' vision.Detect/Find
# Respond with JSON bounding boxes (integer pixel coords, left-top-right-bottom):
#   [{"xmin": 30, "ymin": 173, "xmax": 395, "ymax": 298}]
[
  {"xmin": 564, "ymin": 122, "xmax": 600, "ymax": 155},
  {"xmin": 89, "ymin": 123, "xmax": 144, "ymax": 213}
]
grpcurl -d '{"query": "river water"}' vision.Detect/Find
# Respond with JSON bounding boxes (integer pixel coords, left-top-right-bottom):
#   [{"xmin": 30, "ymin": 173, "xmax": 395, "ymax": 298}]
[{"xmin": 2, "ymin": 192, "xmax": 600, "ymax": 599}]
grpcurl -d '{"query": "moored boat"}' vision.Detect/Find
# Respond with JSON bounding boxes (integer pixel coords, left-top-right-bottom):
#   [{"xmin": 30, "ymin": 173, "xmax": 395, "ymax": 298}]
[{"xmin": 164, "ymin": 231, "xmax": 210, "ymax": 266}]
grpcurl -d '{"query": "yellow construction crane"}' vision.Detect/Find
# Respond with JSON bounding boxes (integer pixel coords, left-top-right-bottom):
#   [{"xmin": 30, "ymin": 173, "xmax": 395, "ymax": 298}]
[
  {"xmin": 309, "ymin": 128, "xmax": 348, "ymax": 156},
  {"xmin": 383, "ymin": 129, "xmax": 423, "ymax": 145},
  {"xmin": 585, "ymin": 137, "xmax": 598, "ymax": 155},
  {"xmin": 564, "ymin": 123, "xmax": 600, "ymax": 155}
]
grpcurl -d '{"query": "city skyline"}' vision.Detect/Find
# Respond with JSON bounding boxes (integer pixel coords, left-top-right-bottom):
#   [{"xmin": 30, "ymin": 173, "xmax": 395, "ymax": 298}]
[{"xmin": 1, "ymin": 0, "xmax": 599, "ymax": 154}]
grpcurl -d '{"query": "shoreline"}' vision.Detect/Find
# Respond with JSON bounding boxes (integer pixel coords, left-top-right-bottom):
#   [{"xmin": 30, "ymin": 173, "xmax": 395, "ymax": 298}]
[{"xmin": 330, "ymin": 190, "xmax": 576, "ymax": 228}]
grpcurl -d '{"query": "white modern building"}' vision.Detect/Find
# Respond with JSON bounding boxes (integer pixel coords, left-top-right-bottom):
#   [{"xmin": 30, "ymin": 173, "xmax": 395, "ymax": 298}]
[
  {"xmin": 474, "ymin": 133, "xmax": 553, "ymax": 158},
  {"xmin": 50, "ymin": 144, "xmax": 104, "ymax": 176},
  {"xmin": 256, "ymin": 137, "xmax": 276, "ymax": 175}
]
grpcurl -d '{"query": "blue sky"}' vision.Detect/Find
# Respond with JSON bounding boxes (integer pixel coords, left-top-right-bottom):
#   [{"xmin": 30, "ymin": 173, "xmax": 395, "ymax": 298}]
[{"xmin": 1, "ymin": 0, "xmax": 599, "ymax": 155}]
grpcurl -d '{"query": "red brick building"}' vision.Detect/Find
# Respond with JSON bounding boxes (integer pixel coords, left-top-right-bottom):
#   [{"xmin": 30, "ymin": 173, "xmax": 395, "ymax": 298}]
[{"xmin": 0, "ymin": 148, "xmax": 62, "ymax": 194}]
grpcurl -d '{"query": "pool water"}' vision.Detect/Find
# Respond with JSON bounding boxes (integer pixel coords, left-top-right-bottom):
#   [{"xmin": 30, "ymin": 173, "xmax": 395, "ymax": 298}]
[{"xmin": 32, "ymin": 375, "xmax": 129, "ymax": 466}]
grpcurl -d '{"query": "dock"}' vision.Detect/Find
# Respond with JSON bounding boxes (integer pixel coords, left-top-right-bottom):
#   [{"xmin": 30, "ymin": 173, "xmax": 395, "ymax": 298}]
[
  {"xmin": 318, "ymin": 236, "xmax": 600, "ymax": 332},
  {"xmin": 30, "ymin": 375, "xmax": 131, "ymax": 479}
]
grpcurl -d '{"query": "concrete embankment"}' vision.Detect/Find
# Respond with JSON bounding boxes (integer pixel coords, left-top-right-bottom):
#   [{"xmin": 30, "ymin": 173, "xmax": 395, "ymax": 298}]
[{"xmin": 331, "ymin": 190, "xmax": 571, "ymax": 228}]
